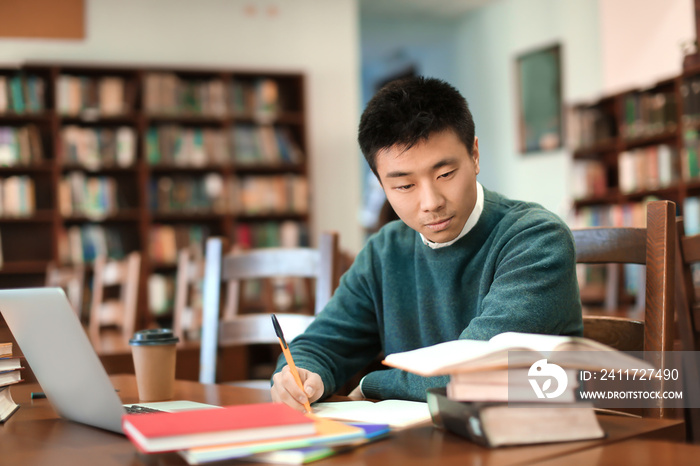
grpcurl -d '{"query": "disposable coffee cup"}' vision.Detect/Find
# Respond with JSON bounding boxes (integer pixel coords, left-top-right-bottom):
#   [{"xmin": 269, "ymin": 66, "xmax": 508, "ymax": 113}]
[{"xmin": 129, "ymin": 329, "xmax": 179, "ymax": 402}]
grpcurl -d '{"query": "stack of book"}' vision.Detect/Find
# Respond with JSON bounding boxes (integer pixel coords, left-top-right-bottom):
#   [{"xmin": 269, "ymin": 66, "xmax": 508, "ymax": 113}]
[
  {"xmin": 0, "ymin": 341, "xmax": 22, "ymax": 423},
  {"xmin": 384, "ymin": 332, "xmax": 652, "ymax": 448},
  {"xmin": 122, "ymin": 402, "xmax": 390, "ymax": 465},
  {"xmin": 445, "ymin": 366, "xmax": 581, "ymax": 403}
]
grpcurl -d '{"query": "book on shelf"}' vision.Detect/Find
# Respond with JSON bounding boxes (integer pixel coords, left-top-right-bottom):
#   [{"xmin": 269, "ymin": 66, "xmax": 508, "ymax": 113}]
[
  {"xmin": 0, "ymin": 76, "xmax": 7, "ymax": 113},
  {"xmin": 232, "ymin": 125, "xmax": 303, "ymax": 165},
  {"xmin": 59, "ymin": 225, "xmax": 125, "ymax": 264},
  {"xmin": 0, "ymin": 125, "xmax": 43, "ymax": 167},
  {"xmin": 382, "ymin": 332, "xmax": 653, "ymax": 377},
  {"xmin": 98, "ymin": 76, "xmax": 126, "ymax": 116},
  {"xmin": 59, "ymin": 171, "xmax": 120, "ymax": 218},
  {"xmin": 569, "ymin": 202, "xmax": 648, "ymax": 230},
  {"xmin": 122, "ymin": 402, "xmax": 317, "ymax": 454},
  {"xmin": 571, "ymin": 159, "xmax": 607, "ymax": 199},
  {"xmin": 684, "ymin": 128, "xmax": 700, "ymax": 181},
  {"xmin": 57, "ymin": 74, "xmax": 128, "ymax": 117},
  {"xmin": 0, "ymin": 74, "xmax": 44, "ymax": 114},
  {"xmin": 179, "ymin": 416, "xmax": 371, "ymax": 465},
  {"xmin": 229, "ymin": 78, "xmax": 282, "ymax": 119},
  {"xmin": 0, "ymin": 385, "xmax": 20, "ymax": 423},
  {"xmin": 237, "ymin": 423, "xmax": 391, "ymax": 465},
  {"xmin": 115, "ymin": 126, "xmax": 136, "ymax": 167},
  {"xmin": 235, "ymin": 221, "xmax": 307, "ymax": 249},
  {"xmin": 148, "ymin": 273, "xmax": 175, "ymax": 317},
  {"xmin": 8, "ymin": 75, "xmax": 25, "ymax": 113},
  {"xmin": 143, "ymin": 73, "xmax": 226, "ymax": 116},
  {"xmin": 312, "ymin": 399, "xmax": 431, "ymax": 430},
  {"xmin": 569, "ymin": 105, "xmax": 617, "ymax": 150},
  {"xmin": 149, "ymin": 224, "xmax": 209, "ymax": 265},
  {"xmin": 150, "ymin": 174, "xmax": 228, "ymax": 214},
  {"xmin": 684, "ymin": 196, "xmax": 700, "ymax": 236},
  {"xmin": 146, "ymin": 126, "xmax": 230, "ymax": 166},
  {"xmin": 254, "ymin": 78, "xmax": 280, "ymax": 120},
  {"xmin": 24, "ymin": 75, "xmax": 45, "ymax": 113},
  {"xmin": 0, "ymin": 175, "xmax": 35, "ymax": 217},
  {"xmin": 618, "ymin": 144, "xmax": 678, "ymax": 194},
  {"xmin": 426, "ymin": 387, "xmax": 604, "ymax": 448},
  {"xmin": 621, "ymin": 90, "xmax": 677, "ymax": 140},
  {"xmin": 681, "ymin": 76, "xmax": 700, "ymax": 124},
  {"xmin": 236, "ymin": 175, "xmax": 308, "ymax": 215},
  {"xmin": 62, "ymin": 125, "xmax": 135, "ymax": 169}
]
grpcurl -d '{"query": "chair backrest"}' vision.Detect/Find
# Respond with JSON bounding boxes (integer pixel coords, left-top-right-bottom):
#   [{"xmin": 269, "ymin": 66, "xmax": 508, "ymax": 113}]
[
  {"xmin": 199, "ymin": 231, "xmax": 341, "ymax": 384},
  {"xmin": 172, "ymin": 244, "xmax": 205, "ymax": 343},
  {"xmin": 88, "ymin": 252, "xmax": 141, "ymax": 343},
  {"xmin": 674, "ymin": 217, "xmax": 700, "ymax": 352},
  {"xmin": 572, "ymin": 199, "xmax": 675, "ymax": 418},
  {"xmin": 673, "ymin": 217, "xmax": 700, "ymax": 442},
  {"xmin": 46, "ymin": 262, "xmax": 85, "ymax": 318}
]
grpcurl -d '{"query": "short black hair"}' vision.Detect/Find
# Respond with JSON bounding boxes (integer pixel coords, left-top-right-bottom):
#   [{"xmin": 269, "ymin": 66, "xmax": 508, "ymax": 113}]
[{"xmin": 358, "ymin": 76, "xmax": 476, "ymax": 177}]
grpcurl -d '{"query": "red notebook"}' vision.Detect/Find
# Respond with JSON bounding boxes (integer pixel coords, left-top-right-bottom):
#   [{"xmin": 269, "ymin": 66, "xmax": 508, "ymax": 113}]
[{"xmin": 122, "ymin": 402, "xmax": 316, "ymax": 453}]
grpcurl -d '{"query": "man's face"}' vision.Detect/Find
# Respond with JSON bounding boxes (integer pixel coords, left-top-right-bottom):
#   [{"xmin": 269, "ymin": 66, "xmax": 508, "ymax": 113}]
[{"xmin": 376, "ymin": 130, "xmax": 480, "ymax": 243}]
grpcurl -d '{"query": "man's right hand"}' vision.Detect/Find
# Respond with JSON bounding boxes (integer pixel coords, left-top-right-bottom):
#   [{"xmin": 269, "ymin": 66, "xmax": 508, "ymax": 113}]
[{"xmin": 270, "ymin": 365, "xmax": 324, "ymax": 413}]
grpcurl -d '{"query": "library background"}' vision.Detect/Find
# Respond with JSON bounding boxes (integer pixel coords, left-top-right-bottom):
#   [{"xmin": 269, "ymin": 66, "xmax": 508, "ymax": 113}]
[
  {"xmin": 0, "ymin": 0, "xmax": 697, "ymax": 386},
  {"xmin": 0, "ymin": 63, "xmax": 320, "ymax": 381},
  {"xmin": 570, "ymin": 61, "xmax": 700, "ymax": 313}
]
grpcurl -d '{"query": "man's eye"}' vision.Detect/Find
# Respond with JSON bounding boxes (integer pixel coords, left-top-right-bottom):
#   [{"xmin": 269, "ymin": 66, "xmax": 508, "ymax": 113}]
[
  {"xmin": 438, "ymin": 170, "xmax": 456, "ymax": 179},
  {"xmin": 395, "ymin": 184, "xmax": 413, "ymax": 191}
]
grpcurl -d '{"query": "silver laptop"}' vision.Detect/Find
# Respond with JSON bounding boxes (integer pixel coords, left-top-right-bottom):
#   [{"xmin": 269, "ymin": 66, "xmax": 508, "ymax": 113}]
[{"xmin": 0, "ymin": 287, "xmax": 216, "ymax": 434}]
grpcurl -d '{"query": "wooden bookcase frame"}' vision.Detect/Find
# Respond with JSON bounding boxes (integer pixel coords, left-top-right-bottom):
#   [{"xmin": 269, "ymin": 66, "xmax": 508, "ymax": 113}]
[{"xmin": 0, "ymin": 62, "xmax": 311, "ymax": 332}]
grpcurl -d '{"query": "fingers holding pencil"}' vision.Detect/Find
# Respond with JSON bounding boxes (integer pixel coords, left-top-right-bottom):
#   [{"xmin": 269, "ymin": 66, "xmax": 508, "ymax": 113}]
[
  {"xmin": 271, "ymin": 365, "xmax": 323, "ymax": 413},
  {"xmin": 270, "ymin": 314, "xmax": 322, "ymax": 413}
]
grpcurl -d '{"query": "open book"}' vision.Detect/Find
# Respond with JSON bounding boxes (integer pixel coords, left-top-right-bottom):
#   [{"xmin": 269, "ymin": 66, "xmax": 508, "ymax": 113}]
[
  {"xmin": 382, "ymin": 332, "xmax": 654, "ymax": 376},
  {"xmin": 312, "ymin": 400, "xmax": 431, "ymax": 429}
]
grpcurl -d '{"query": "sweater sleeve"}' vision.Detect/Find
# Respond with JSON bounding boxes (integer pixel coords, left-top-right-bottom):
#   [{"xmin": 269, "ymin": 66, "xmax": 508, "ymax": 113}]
[
  {"xmin": 273, "ymin": 240, "xmax": 384, "ymax": 399},
  {"xmin": 461, "ymin": 213, "xmax": 583, "ymax": 341},
  {"xmin": 361, "ymin": 369, "xmax": 448, "ymax": 402}
]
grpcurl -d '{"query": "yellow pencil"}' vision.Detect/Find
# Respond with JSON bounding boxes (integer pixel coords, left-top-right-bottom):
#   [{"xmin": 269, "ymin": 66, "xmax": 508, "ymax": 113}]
[{"xmin": 271, "ymin": 314, "xmax": 312, "ymax": 413}]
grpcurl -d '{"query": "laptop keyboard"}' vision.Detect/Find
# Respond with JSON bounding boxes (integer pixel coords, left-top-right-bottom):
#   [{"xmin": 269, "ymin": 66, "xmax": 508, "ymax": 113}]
[{"xmin": 124, "ymin": 405, "xmax": 165, "ymax": 415}]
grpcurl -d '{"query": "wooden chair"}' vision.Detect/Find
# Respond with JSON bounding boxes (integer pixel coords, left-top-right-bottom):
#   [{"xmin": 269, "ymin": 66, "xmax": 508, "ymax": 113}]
[
  {"xmin": 675, "ymin": 217, "xmax": 700, "ymax": 352},
  {"xmin": 172, "ymin": 244, "xmax": 205, "ymax": 343},
  {"xmin": 572, "ymin": 200, "xmax": 676, "ymax": 419},
  {"xmin": 199, "ymin": 231, "xmax": 341, "ymax": 385},
  {"xmin": 88, "ymin": 252, "xmax": 141, "ymax": 344},
  {"xmin": 45, "ymin": 261, "xmax": 85, "ymax": 319},
  {"xmin": 674, "ymin": 216, "xmax": 700, "ymax": 442}
]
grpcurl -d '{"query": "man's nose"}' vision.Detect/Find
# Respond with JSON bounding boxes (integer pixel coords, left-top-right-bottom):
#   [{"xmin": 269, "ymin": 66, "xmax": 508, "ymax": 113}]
[{"xmin": 419, "ymin": 183, "xmax": 445, "ymax": 212}]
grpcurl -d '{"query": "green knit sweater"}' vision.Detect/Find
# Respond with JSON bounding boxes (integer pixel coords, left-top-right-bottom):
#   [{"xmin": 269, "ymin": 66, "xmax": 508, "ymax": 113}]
[{"xmin": 276, "ymin": 188, "xmax": 583, "ymax": 401}]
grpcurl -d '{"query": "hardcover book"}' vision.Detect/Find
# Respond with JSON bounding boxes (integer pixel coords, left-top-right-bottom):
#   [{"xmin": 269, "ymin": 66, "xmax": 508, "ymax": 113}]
[
  {"xmin": 123, "ymin": 402, "xmax": 316, "ymax": 454},
  {"xmin": 179, "ymin": 417, "xmax": 371, "ymax": 465},
  {"xmin": 426, "ymin": 387, "xmax": 604, "ymax": 448}
]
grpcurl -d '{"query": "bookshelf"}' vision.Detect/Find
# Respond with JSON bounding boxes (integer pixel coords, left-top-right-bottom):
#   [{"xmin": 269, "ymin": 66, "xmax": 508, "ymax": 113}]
[
  {"xmin": 0, "ymin": 63, "xmax": 311, "ymax": 330},
  {"xmin": 569, "ymin": 64, "xmax": 700, "ymax": 310}
]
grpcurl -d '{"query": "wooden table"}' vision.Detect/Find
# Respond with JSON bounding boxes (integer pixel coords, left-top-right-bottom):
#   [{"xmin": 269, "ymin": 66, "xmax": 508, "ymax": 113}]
[
  {"xmin": 535, "ymin": 438, "xmax": 700, "ymax": 465},
  {"xmin": 0, "ymin": 375, "xmax": 686, "ymax": 466}
]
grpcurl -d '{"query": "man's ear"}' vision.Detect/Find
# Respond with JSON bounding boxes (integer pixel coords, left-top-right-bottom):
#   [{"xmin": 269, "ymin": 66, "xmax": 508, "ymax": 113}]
[{"xmin": 472, "ymin": 137, "xmax": 480, "ymax": 175}]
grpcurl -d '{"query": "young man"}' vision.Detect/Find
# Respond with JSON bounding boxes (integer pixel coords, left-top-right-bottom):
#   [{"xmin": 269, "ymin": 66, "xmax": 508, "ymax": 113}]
[{"xmin": 271, "ymin": 77, "xmax": 582, "ymax": 411}]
